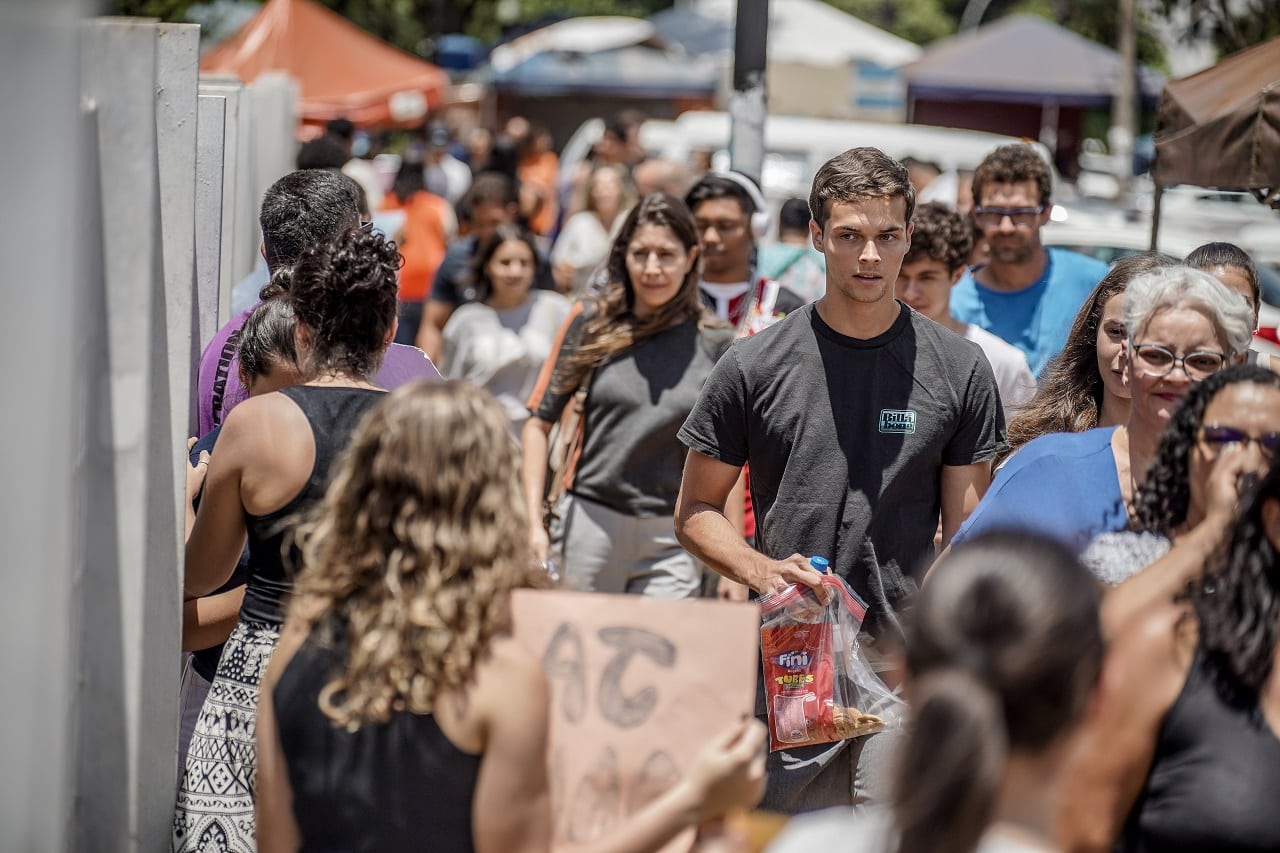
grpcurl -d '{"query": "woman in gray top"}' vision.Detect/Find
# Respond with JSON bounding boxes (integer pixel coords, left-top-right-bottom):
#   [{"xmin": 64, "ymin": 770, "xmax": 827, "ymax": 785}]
[{"xmin": 522, "ymin": 193, "xmax": 734, "ymax": 598}]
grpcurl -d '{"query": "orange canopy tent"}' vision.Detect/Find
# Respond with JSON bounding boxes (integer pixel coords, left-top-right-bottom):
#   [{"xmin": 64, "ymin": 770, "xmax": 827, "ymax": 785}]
[{"xmin": 200, "ymin": 0, "xmax": 451, "ymax": 128}]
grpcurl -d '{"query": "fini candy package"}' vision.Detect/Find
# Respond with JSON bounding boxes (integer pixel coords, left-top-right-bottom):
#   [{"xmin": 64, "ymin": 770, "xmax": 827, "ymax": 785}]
[{"xmin": 759, "ymin": 560, "xmax": 906, "ymax": 752}]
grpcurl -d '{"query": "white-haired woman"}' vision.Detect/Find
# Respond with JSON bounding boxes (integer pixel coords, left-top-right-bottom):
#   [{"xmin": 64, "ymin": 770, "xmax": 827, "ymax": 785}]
[{"xmin": 950, "ymin": 265, "xmax": 1255, "ymax": 556}]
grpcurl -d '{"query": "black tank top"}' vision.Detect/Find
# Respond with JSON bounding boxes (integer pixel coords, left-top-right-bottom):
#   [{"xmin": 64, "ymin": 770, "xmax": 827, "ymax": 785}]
[
  {"xmin": 1123, "ymin": 643, "xmax": 1280, "ymax": 852},
  {"xmin": 241, "ymin": 386, "xmax": 385, "ymax": 625},
  {"xmin": 273, "ymin": 631, "xmax": 482, "ymax": 853}
]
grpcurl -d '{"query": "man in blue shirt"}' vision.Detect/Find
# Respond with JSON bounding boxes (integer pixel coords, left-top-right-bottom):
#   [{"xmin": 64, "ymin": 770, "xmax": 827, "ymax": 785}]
[{"xmin": 951, "ymin": 144, "xmax": 1109, "ymax": 376}]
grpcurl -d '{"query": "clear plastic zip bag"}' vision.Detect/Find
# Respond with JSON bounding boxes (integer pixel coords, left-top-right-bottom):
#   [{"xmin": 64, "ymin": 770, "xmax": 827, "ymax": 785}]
[{"xmin": 759, "ymin": 569, "xmax": 907, "ymax": 752}]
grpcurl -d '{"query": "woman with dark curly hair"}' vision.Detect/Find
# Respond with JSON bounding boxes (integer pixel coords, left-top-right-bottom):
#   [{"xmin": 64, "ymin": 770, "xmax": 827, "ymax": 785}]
[
  {"xmin": 174, "ymin": 228, "xmax": 399, "ymax": 853},
  {"xmin": 1059, "ymin": 458, "xmax": 1280, "ymax": 852},
  {"xmin": 1000, "ymin": 253, "xmax": 1169, "ymax": 464},
  {"xmin": 1081, "ymin": 365, "xmax": 1279, "ymax": 591},
  {"xmin": 255, "ymin": 381, "xmax": 768, "ymax": 853},
  {"xmin": 522, "ymin": 193, "xmax": 735, "ymax": 598}
]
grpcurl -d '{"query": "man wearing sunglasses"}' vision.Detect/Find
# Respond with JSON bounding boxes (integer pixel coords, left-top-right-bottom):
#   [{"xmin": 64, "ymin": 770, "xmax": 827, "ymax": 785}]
[{"xmin": 951, "ymin": 144, "xmax": 1109, "ymax": 377}]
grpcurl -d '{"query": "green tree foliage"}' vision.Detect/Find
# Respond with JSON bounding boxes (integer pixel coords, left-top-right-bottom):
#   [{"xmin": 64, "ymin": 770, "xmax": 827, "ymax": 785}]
[
  {"xmin": 116, "ymin": 0, "xmax": 200, "ymax": 19},
  {"xmin": 827, "ymin": 0, "xmax": 956, "ymax": 44},
  {"xmin": 1153, "ymin": 0, "xmax": 1280, "ymax": 57},
  {"xmin": 935, "ymin": 0, "xmax": 1166, "ymax": 69}
]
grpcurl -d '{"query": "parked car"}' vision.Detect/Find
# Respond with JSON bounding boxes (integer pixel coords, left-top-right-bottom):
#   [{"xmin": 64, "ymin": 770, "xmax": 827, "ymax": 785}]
[
  {"xmin": 558, "ymin": 110, "xmax": 1051, "ymax": 209},
  {"xmin": 1042, "ymin": 221, "xmax": 1280, "ymax": 357}
]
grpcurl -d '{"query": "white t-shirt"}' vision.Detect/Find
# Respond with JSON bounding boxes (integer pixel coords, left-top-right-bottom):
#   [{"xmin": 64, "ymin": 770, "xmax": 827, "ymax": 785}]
[
  {"xmin": 767, "ymin": 806, "xmax": 1056, "ymax": 853},
  {"xmin": 700, "ymin": 280, "xmax": 752, "ymax": 320},
  {"xmin": 442, "ymin": 290, "xmax": 572, "ymax": 432},
  {"xmin": 964, "ymin": 323, "xmax": 1037, "ymax": 418},
  {"xmin": 550, "ymin": 210, "xmax": 626, "ymax": 295}
]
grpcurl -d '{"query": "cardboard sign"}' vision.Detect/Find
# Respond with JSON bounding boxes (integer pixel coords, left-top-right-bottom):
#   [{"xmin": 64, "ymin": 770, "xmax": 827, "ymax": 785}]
[{"xmin": 511, "ymin": 589, "xmax": 760, "ymax": 852}]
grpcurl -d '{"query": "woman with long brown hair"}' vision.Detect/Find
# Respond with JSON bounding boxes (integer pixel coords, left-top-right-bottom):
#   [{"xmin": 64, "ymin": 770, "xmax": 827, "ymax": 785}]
[
  {"xmin": 522, "ymin": 192, "xmax": 734, "ymax": 597},
  {"xmin": 1001, "ymin": 253, "xmax": 1169, "ymax": 463}
]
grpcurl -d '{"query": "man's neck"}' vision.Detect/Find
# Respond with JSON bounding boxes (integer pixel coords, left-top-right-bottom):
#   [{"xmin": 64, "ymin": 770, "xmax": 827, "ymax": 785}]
[
  {"xmin": 702, "ymin": 267, "xmax": 751, "ymax": 285},
  {"xmin": 816, "ymin": 294, "xmax": 901, "ymax": 340},
  {"xmin": 978, "ymin": 246, "xmax": 1050, "ymax": 293}
]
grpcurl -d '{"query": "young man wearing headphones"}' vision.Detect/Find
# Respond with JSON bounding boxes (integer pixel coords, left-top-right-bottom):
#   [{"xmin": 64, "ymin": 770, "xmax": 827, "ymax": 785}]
[{"xmin": 685, "ymin": 173, "xmax": 806, "ymax": 336}]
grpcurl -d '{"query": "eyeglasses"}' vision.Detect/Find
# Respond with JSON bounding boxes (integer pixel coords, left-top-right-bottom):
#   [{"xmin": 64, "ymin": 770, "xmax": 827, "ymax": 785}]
[
  {"xmin": 1200, "ymin": 425, "xmax": 1280, "ymax": 455},
  {"xmin": 359, "ymin": 219, "xmax": 375, "ymax": 232},
  {"xmin": 972, "ymin": 206, "xmax": 1046, "ymax": 227},
  {"xmin": 1131, "ymin": 343, "xmax": 1226, "ymax": 380}
]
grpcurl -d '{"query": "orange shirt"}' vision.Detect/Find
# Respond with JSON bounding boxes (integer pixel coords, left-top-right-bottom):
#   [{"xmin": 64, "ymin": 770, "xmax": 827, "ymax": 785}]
[
  {"xmin": 519, "ymin": 151, "xmax": 559, "ymax": 237},
  {"xmin": 383, "ymin": 190, "xmax": 450, "ymax": 302}
]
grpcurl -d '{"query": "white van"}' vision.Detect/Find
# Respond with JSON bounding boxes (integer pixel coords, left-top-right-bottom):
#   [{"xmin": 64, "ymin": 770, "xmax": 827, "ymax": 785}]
[{"xmin": 559, "ymin": 110, "xmax": 1051, "ymax": 206}]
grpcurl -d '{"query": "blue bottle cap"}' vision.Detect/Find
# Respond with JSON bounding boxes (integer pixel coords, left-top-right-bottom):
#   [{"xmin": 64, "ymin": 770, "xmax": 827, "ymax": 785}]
[{"xmin": 810, "ymin": 556, "xmax": 829, "ymax": 573}]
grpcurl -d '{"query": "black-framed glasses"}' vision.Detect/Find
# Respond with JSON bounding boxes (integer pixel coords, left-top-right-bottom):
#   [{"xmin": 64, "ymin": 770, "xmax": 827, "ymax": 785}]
[
  {"xmin": 1131, "ymin": 343, "xmax": 1226, "ymax": 380},
  {"xmin": 359, "ymin": 219, "xmax": 375, "ymax": 232},
  {"xmin": 972, "ymin": 205, "xmax": 1046, "ymax": 227},
  {"xmin": 1200, "ymin": 425, "xmax": 1280, "ymax": 455}
]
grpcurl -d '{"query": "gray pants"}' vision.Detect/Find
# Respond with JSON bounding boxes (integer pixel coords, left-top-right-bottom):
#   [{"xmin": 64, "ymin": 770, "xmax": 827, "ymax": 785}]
[
  {"xmin": 554, "ymin": 493, "xmax": 702, "ymax": 598},
  {"xmin": 759, "ymin": 724, "xmax": 904, "ymax": 814}
]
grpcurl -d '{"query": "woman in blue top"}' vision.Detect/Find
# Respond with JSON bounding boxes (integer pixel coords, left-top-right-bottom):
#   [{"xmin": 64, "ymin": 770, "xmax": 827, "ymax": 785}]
[{"xmin": 952, "ymin": 264, "xmax": 1255, "ymax": 553}]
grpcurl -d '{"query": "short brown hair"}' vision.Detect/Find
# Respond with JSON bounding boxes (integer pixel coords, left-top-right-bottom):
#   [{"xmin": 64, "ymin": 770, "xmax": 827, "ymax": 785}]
[
  {"xmin": 905, "ymin": 202, "xmax": 973, "ymax": 272},
  {"xmin": 809, "ymin": 147, "xmax": 915, "ymax": 230},
  {"xmin": 971, "ymin": 144, "xmax": 1052, "ymax": 208}
]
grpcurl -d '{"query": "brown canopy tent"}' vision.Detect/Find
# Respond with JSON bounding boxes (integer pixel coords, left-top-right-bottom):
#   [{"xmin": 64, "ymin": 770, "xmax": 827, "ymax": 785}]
[
  {"xmin": 200, "ymin": 0, "xmax": 450, "ymax": 128},
  {"xmin": 1151, "ymin": 36, "xmax": 1280, "ymax": 245}
]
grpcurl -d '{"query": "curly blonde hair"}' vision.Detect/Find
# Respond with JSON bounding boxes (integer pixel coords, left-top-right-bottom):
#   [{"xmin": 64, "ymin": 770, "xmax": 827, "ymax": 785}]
[{"xmin": 288, "ymin": 380, "xmax": 530, "ymax": 730}]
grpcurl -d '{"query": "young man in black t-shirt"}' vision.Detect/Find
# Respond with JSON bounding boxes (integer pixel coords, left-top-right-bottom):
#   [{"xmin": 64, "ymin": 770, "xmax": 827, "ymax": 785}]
[{"xmin": 676, "ymin": 147, "xmax": 1005, "ymax": 814}]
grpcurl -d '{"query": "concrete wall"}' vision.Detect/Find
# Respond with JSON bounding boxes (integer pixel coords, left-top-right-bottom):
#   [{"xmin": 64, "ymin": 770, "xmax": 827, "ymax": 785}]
[{"xmin": 0, "ymin": 9, "xmax": 292, "ymax": 850}]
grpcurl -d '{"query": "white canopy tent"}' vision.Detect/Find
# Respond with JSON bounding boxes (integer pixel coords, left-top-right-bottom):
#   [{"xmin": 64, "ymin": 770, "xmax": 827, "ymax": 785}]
[{"xmin": 651, "ymin": 0, "xmax": 921, "ymax": 119}]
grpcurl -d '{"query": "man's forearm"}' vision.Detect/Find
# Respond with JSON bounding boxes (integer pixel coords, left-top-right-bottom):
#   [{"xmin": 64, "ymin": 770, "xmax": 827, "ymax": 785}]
[{"xmin": 676, "ymin": 502, "xmax": 772, "ymax": 592}]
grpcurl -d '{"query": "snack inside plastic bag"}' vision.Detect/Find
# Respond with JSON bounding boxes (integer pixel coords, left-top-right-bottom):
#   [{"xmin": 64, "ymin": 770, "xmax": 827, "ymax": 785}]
[{"xmin": 759, "ymin": 564, "xmax": 906, "ymax": 752}]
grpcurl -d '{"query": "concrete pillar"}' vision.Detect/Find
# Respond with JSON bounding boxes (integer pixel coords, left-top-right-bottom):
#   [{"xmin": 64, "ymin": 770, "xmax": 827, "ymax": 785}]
[
  {"xmin": 77, "ymin": 16, "xmax": 186, "ymax": 850},
  {"xmin": 195, "ymin": 93, "xmax": 228, "ymax": 354},
  {"xmin": 156, "ymin": 23, "xmax": 200, "ymax": 435},
  {"xmin": 247, "ymin": 70, "xmax": 300, "ymax": 235},
  {"xmin": 0, "ymin": 1, "xmax": 87, "ymax": 849},
  {"xmin": 199, "ymin": 76, "xmax": 247, "ymax": 325}
]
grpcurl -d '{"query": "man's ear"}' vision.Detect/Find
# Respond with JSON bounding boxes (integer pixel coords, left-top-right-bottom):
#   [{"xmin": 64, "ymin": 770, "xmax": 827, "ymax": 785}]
[
  {"xmin": 809, "ymin": 219, "xmax": 824, "ymax": 254},
  {"xmin": 385, "ymin": 316, "xmax": 399, "ymax": 349},
  {"xmin": 904, "ymin": 221, "xmax": 914, "ymax": 254},
  {"xmin": 949, "ymin": 266, "xmax": 965, "ymax": 286},
  {"xmin": 259, "ymin": 241, "xmax": 267, "ymax": 262}
]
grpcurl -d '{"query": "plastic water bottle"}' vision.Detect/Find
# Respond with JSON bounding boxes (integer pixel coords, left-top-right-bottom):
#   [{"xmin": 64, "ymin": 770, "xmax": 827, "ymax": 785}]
[{"xmin": 810, "ymin": 556, "xmax": 830, "ymax": 574}]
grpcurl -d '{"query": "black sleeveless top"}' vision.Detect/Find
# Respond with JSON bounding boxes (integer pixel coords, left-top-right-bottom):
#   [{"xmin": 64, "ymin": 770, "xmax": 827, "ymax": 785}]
[
  {"xmin": 1123, "ymin": 643, "xmax": 1280, "ymax": 852},
  {"xmin": 241, "ymin": 386, "xmax": 385, "ymax": 625},
  {"xmin": 274, "ymin": 631, "xmax": 482, "ymax": 853}
]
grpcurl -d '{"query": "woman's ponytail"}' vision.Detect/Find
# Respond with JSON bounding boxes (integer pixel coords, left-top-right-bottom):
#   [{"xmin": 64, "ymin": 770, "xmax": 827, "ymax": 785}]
[{"xmin": 895, "ymin": 669, "xmax": 1006, "ymax": 853}]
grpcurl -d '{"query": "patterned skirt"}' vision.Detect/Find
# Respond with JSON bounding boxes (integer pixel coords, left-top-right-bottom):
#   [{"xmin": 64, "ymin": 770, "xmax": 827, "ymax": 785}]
[{"xmin": 173, "ymin": 618, "xmax": 280, "ymax": 853}]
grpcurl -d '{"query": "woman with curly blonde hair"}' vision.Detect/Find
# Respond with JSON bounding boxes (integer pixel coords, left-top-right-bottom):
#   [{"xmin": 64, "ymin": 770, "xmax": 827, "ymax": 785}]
[{"xmin": 256, "ymin": 381, "xmax": 768, "ymax": 853}]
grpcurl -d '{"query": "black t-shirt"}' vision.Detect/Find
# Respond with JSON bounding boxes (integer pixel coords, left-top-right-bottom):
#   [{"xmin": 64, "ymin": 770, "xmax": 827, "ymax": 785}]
[
  {"xmin": 529, "ymin": 304, "xmax": 733, "ymax": 517},
  {"xmin": 678, "ymin": 302, "xmax": 1005, "ymax": 639},
  {"xmin": 428, "ymin": 235, "xmax": 556, "ymax": 306}
]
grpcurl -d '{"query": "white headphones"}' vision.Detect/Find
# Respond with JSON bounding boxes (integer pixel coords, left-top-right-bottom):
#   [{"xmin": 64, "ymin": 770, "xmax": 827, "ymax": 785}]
[{"xmin": 707, "ymin": 171, "xmax": 772, "ymax": 241}]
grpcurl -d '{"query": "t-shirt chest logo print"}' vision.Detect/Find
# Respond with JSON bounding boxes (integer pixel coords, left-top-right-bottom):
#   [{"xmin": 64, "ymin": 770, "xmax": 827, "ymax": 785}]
[{"xmin": 878, "ymin": 409, "xmax": 917, "ymax": 435}]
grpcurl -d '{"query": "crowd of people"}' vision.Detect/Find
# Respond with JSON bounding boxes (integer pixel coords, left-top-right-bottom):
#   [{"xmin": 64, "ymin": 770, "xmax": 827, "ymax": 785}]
[{"xmin": 175, "ymin": 109, "xmax": 1280, "ymax": 853}]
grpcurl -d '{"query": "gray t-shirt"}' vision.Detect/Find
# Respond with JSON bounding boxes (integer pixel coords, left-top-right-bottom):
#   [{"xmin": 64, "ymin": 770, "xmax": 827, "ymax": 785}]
[
  {"xmin": 679, "ymin": 302, "xmax": 1005, "ymax": 639},
  {"xmin": 529, "ymin": 306, "xmax": 733, "ymax": 517}
]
